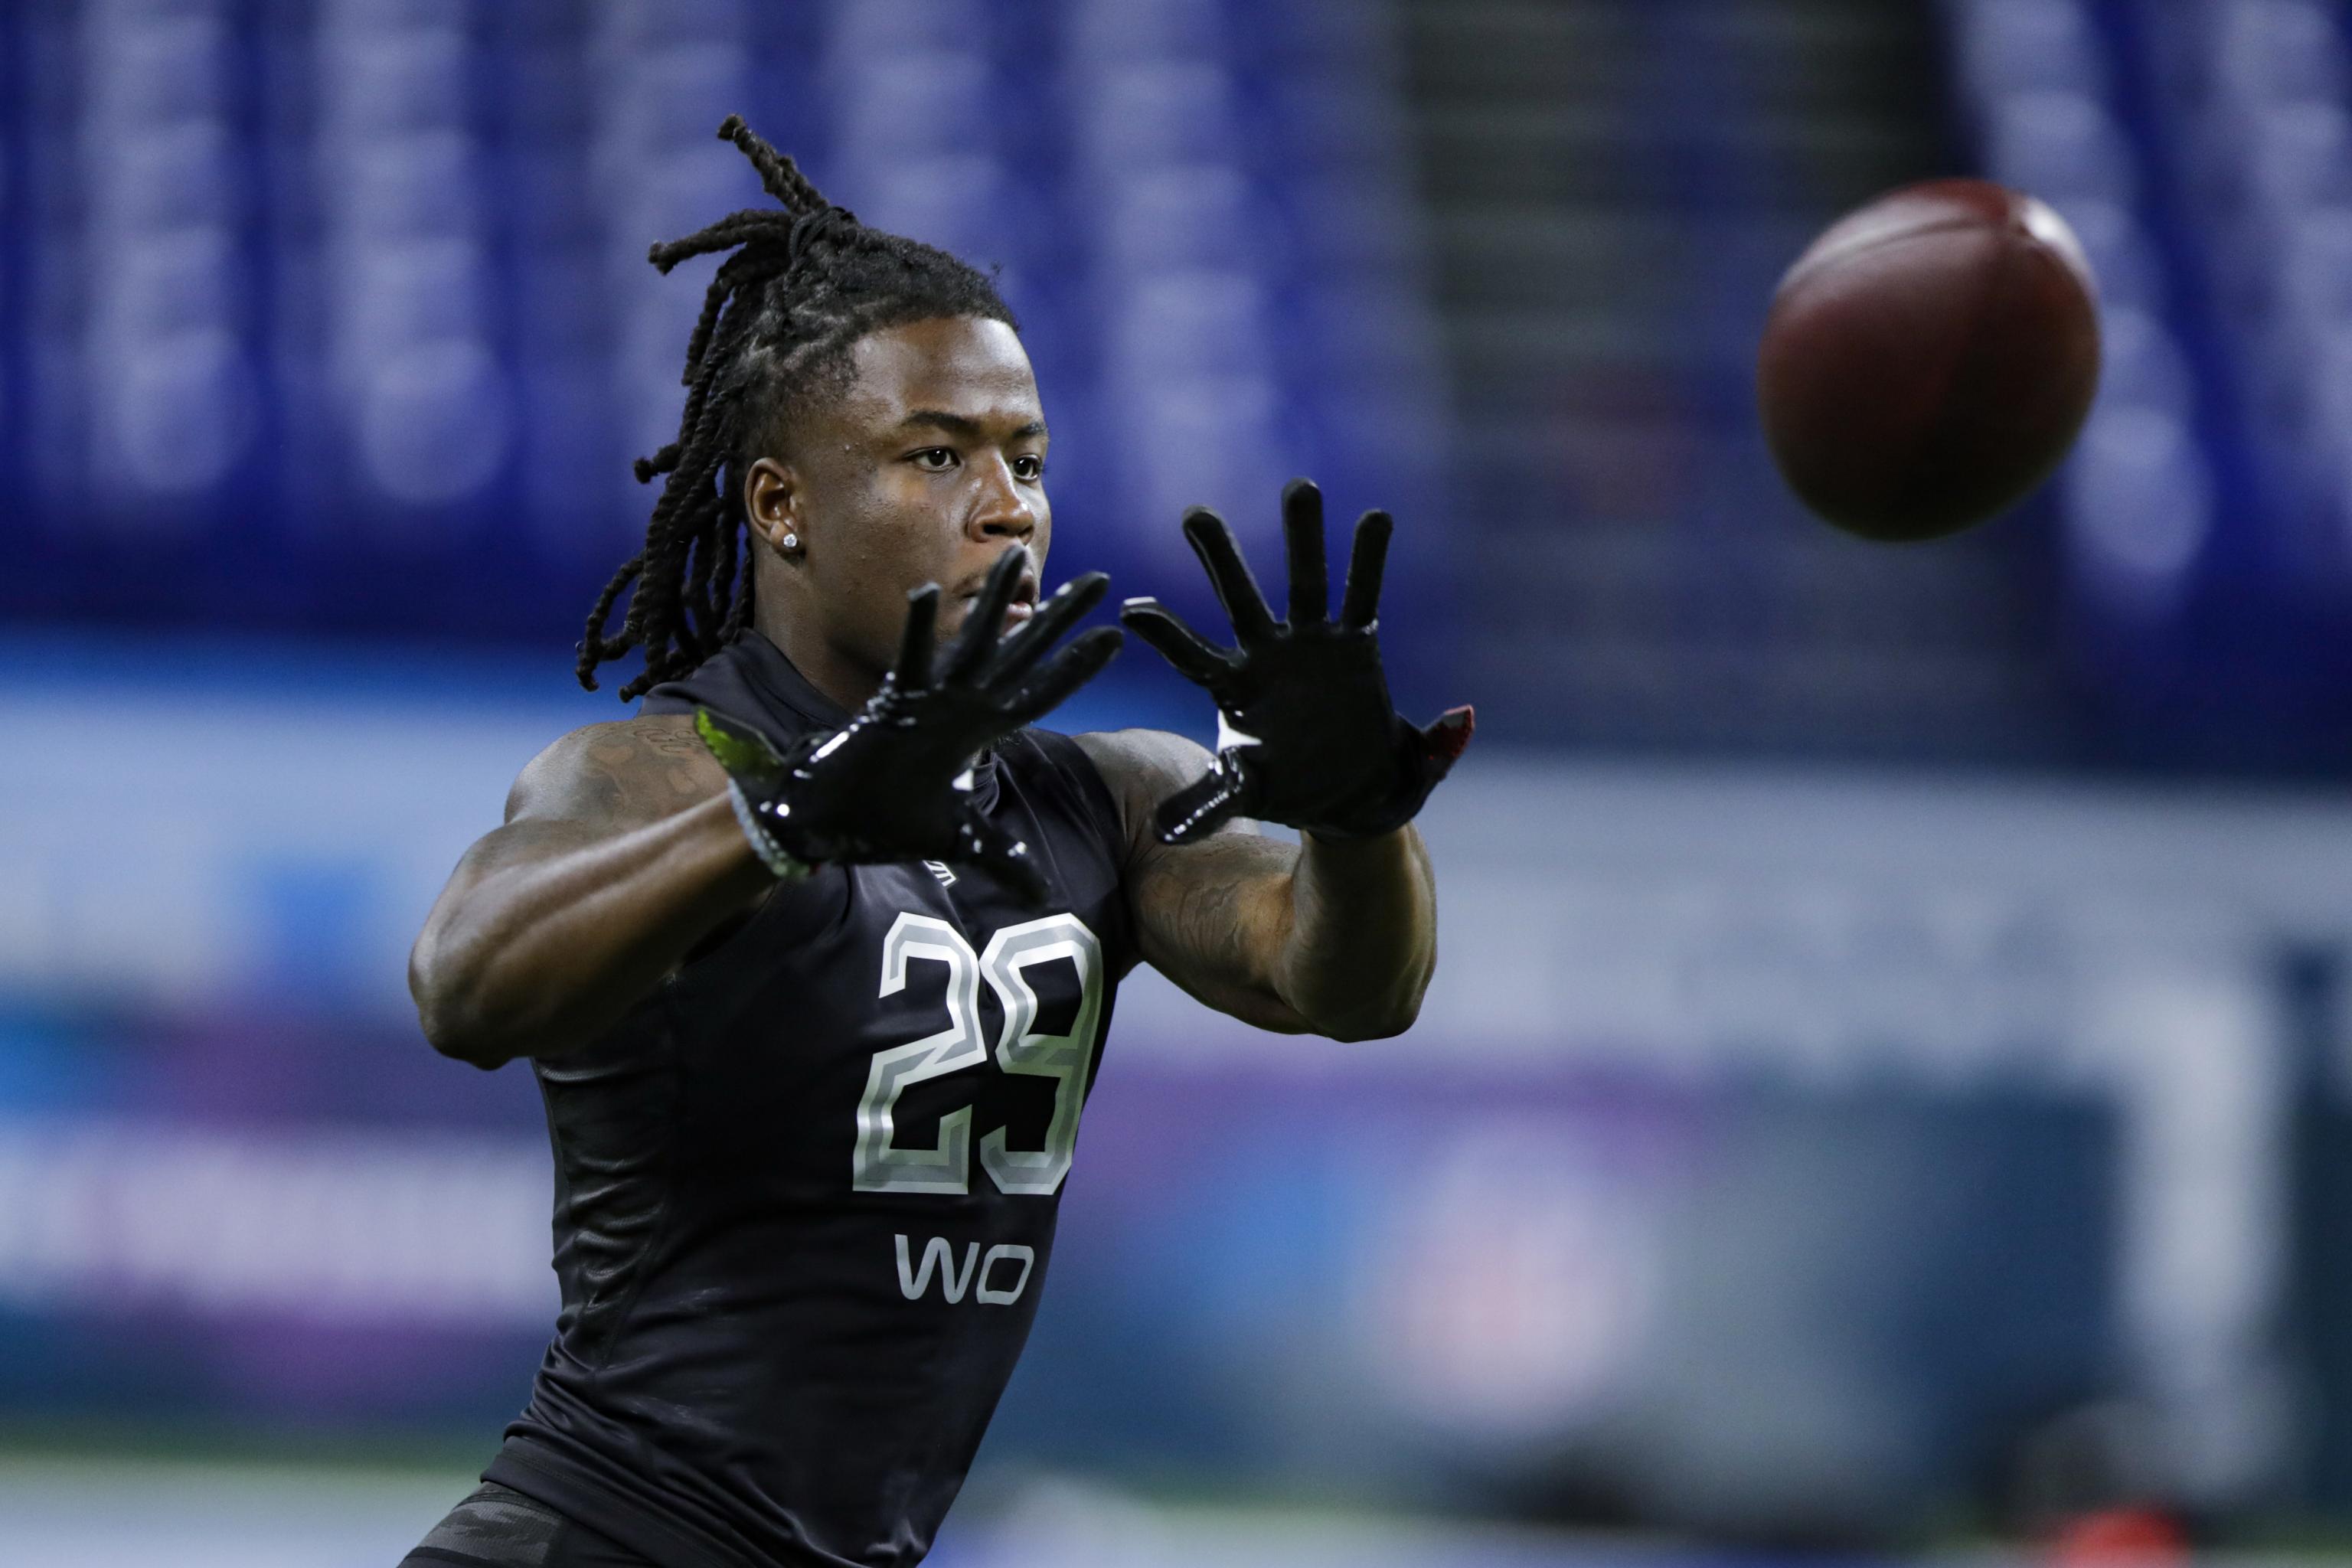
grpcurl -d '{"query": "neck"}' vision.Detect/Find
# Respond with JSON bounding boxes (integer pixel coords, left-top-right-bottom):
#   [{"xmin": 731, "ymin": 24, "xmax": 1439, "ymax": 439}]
[{"xmin": 752, "ymin": 598, "xmax": 885, "ymax": 715}]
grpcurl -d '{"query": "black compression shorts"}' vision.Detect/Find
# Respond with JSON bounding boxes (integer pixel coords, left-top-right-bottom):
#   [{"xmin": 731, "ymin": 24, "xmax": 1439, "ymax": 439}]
[{"xmin": 400, "ymin": 1482, "xmax": 658, "ymax": 1568}]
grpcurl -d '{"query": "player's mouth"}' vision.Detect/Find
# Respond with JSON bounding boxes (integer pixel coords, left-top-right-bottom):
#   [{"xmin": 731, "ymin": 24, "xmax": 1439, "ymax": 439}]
[
  {"xmin": 1009, "ymin": 577, "xmax": 1042, "ymax": 630},
  {"xmin": 959, "ymin": 569, "xmax": 1040, "ymax": 635}
]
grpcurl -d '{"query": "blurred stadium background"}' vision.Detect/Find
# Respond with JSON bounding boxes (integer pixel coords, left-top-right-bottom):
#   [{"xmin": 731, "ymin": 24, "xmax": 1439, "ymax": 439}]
[{"xmin": 10, "ymin": 0, "xmax": 2352, "ymax": 1562}]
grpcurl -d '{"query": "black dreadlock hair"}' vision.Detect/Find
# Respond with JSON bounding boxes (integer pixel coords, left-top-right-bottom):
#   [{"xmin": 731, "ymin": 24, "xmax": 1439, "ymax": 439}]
[{"xmin": 577, "ymin": 114, "xmax": 1018, "ymax": 701}]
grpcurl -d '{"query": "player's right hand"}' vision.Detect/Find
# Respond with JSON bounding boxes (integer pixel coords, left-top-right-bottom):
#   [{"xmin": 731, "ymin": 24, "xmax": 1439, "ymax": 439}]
[{"xmin": 694, "ymin": 547, "xmax": 1120, "ymax": 905}]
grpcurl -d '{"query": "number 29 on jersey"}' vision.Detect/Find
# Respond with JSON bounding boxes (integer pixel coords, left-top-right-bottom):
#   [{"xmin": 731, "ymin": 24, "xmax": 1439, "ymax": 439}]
[{"xmin": 853, "ymin": 911, "xmax": 1105, "ymax": 1198}]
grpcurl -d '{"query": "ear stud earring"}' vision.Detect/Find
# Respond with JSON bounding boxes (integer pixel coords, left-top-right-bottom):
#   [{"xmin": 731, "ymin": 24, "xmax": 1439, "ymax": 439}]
[{"xmin": 782, "ymin": 532, "xmax": 799, "ymax": 552}]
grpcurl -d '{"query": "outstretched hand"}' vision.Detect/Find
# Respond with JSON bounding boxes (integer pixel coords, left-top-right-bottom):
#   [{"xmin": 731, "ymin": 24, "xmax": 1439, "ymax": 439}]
[
  {"xmin": 1120, "ymin": 479, "xmax": 1472, "ymax": 844},
  {"xmin": 698, "ymin": 547, "xmax": 1122, "ymax": 904}
]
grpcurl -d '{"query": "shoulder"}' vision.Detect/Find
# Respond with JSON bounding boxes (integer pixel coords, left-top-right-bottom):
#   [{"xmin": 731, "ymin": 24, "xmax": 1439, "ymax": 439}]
[
  {"xmin": 1069, "ymin": 728, "xmax": 1245, "ymax": 862},
  {"xmin": 1070, "ymin": 727, "xmax": 1210, "ymax": 829},
  {"xmin": 1070, "ymin": 727, "xmax": 1214, "ymax": 796},
  {"xmin": 505, "ymin": 713, "xmax": 723, "ymax": 828}
]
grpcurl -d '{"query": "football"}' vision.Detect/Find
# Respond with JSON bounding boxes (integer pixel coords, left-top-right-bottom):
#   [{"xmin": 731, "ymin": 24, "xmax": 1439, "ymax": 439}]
[{"xmin": 1756, "ymin": 178, "xmax": 2102, "ymax": 543}]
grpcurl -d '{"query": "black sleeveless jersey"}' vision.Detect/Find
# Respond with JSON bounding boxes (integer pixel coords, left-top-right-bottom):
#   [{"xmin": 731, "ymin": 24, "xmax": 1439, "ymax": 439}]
[{"xmin": 482, "ymin": 631, "xmax": 1137, "ymax": 1568}]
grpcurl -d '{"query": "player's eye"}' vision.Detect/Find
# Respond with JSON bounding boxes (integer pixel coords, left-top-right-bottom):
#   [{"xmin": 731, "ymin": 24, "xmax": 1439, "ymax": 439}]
[
  {"xmin": 910, "ymin": 447, "xmax": 958, "ymax": 472},
  {"xmin": 1011, "ymin": 455, "xmax": 1044, "ymax": 482}
]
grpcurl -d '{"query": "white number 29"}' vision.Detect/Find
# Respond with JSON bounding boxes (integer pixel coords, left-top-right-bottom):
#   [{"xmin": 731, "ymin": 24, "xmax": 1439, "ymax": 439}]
[{"xmin": 853, "ymin": 911, "xmax": 1105, "ymax": 1197}]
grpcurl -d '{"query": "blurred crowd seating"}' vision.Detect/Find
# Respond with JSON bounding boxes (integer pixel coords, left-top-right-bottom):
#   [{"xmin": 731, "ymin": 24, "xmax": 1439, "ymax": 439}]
[
  {"xmin": 1947, "ymin": 0, "xmax": 2352, "ymax": 765},
  {"xmin": 0, "ymin": 0, "xmax": 1439, "ymax": 659},
  {"xmin": 12, "ymin": 0, "xmax": 2352, "ymax": 761}
]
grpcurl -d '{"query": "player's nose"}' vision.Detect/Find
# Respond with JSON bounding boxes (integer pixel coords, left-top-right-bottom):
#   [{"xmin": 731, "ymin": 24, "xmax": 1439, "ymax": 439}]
[{"xmin": 967, "ymin": 454, "xmax": 1037, "ymax": 544}]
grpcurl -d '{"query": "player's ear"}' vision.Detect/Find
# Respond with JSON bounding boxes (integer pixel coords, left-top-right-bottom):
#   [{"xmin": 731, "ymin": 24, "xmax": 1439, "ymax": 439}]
[{"xmin": 743, "ymin": 457, "xmax": 809, "ymax": 564}]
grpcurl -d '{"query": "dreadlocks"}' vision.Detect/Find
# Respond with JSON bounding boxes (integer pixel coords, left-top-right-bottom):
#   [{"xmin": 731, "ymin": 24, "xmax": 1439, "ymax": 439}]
[{"xmin": 577, "ymin": 114, "xmax": 1018, "ymax": 701}]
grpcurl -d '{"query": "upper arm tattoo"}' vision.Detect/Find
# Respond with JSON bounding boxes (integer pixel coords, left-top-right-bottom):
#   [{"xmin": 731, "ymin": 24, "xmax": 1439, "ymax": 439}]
[
  {"xmin": 1078, "ymin": 728, "xmax": 1309, "ymax": 1031},
  {"xmin": 509, "ymin": 717, "xmax": 727, "ymax": 831},
  {"xmin": 455, "ymin": 717, "xmax": 730, "ymax": 887},
  {"xmin": 1135, "ymin": 832, "xmax": 1295, "ymax": 976}
]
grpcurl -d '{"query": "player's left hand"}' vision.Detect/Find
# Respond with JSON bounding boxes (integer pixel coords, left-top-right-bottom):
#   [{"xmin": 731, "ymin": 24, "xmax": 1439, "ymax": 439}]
[{"xmin": 1120, "ymin": 478, "xmax": 1473, "ymax": 844}]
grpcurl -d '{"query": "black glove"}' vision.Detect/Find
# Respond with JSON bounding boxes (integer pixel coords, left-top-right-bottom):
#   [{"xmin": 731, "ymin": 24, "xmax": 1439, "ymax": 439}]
[
  {"xmin": 1119, "ymin": 478, "xmax": 1472, "ymax": 844},
  {"xmin": 697, "ymin": 547, "xmax": 1122, "ymax": 905}
]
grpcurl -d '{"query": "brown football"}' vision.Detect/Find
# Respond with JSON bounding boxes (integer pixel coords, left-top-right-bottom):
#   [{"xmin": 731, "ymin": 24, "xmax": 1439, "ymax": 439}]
[{"xmin": 1756, "ymin": 178, "xmax": 2102, "ymax": 543}]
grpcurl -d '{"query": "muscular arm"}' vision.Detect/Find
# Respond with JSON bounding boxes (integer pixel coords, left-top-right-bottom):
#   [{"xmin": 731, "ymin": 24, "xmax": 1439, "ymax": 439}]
[
  {"xmin": 408, "ymin": 714, "xmax": 776, "ymax": 1070},
  {"xmin": 1074, "ymin": 729, "xmax": 1437, "ymax": 1041}
]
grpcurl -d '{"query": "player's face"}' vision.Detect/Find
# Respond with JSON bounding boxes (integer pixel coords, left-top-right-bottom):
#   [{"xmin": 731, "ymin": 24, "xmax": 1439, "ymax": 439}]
[{"xmin": 788, "ymin": 315, "xmax": 1053, "ymax": 681}]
